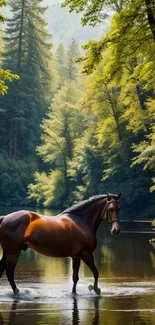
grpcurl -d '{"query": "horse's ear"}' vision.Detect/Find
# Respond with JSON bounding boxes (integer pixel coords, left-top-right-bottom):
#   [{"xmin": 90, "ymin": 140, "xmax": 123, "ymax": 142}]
[
  {"xmin": 117, "ymin": 193, "xmax": 121, "ymax": 200},
  {"xmin": 107, "ymin": 193, "xmax": 110, "ymax": 201}
]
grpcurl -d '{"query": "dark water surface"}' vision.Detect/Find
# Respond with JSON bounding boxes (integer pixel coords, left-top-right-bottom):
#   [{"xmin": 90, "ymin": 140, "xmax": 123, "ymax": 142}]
[{"xmin": 0, "ymin": 207, "xmax": 155, "ymax": 325}]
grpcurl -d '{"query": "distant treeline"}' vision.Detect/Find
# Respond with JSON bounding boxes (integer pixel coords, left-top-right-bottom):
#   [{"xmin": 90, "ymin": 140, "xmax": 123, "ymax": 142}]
[{"xmin": 0, "ymin": 0, "xmax": 155, "ymax": 220}]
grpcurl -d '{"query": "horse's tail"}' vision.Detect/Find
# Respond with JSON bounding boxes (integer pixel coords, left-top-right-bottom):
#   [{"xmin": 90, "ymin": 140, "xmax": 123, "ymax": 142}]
[{"xmin": 0, "ymin": 216, "xmax": 4, "ymax": 225}]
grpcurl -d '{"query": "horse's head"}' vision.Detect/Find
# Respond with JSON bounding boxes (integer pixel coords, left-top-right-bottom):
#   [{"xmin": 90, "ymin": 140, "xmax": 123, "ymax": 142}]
[{"xmin": 102, "ymin": 193, "xmax": 121, "ymax": 236}]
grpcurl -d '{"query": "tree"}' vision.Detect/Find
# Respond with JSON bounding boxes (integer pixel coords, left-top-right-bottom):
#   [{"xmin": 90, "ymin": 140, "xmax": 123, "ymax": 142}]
[
  {"xmin": 70, "ymin": 51, "xmax": 155, "ymax": 218},
  {"xmin": 0, "ymin": 1, "xmax": 19, "ymax": 95},
  {"xmin": 0, "ymin": 0, "xmax": 53, "ymax": 158},
  {"xmin": 62, "ymin": 0, "xmax": 155, "ymax": 41},
  {"xmin": 62, "ymin": 1, "xmax": 155, "ymax": 80},
  {"xmin": 67, "ymin": 39, "xmax": 80, "ymax": 81},
  {"xmin": 28, "ymin": 81, "xmax": 85, "ymax": 207},
  {"xmin": 0, "ymin": 0, "xmax": 53, "ymax": 205},
  {"xmin": 68, "ymin": 131, "xmax": 104, "ymax": 202},
  {"xmin": 0, "ymin": 68, "xmax": 19, "ymax": 95},
  {"xmin": 132, "ymin": 99, "xmax": 155, "ymax": 192},
  {"xmin": 56, "ymin": 42, "xmax": 68, "ymax": 89},
  {"xmin": 55, "ymin": 39, "xmax": 80, "ymax": 89}
]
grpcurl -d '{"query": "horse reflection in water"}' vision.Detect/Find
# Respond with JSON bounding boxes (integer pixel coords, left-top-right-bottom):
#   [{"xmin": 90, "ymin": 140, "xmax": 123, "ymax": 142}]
[
  {"xmin": 0, "ymin": 193, "xmax": 121, "ymax": 295},
  {"xmin": 0, "ymin": 297, "xmax": 101, "ymax": 325},
  {"xmin": 72, "ymin": 297, "xmax": 100, "ymax": 325},
  {"xmin": 68, "ymin": 297, "xmax": 100, "ymax": 325}
]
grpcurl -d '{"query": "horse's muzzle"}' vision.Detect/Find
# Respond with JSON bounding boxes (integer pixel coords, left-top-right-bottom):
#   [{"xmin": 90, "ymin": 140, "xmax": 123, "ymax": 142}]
[
  {"xmin": 110, "ymin": 221, "xmax": 121, "ymax": 236},
  {"xmin": 111, "ymin": 227, "xmax": 121, "ymax": 236}
]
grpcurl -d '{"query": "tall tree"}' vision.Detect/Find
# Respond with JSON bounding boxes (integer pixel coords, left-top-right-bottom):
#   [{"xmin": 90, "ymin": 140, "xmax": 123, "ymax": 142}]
[
  {"xmin": 28, "ymin": 81, "xmax": 85, "ymax": 207},
  {"xmin": 55, "ymin": 39, "xmax": 80, "ymax": 89},
  {"xmin": 70, "ymin": 52, "xmax": 155, "ymax": 218},
  {"xmin": 62, "ymin": 0, "xmax": 155, "ymax": 42},
  {"xmin": 0, "ymin": 0, "xmax": 53, "ymax": 205},
  {"xmin": 132, "ymin": 99, "xmax": 155, "ymax": 192},
  {"xmin": 0, "ymin": 0, "xmax": 52, "ymax": 158},
  {"xmin": 56, "ymin": 42, "xmax": 67, "ymax": 89},
  {"xmin": 0, "ymin": 1, "xmax": 19, "ymax": 95},
  {"xmin": 62, "ymin": 0, "xmax": 155, "ymax": 79},
  {"xmin": 67, "ymin": 39, "xmax": 80, "ymax": 81}
]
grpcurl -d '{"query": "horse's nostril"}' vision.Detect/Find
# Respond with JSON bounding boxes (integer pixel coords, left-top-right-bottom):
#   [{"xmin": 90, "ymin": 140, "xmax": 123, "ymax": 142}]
[
  {"xmin": 111, "ymin": 228, "xmax": 116, "ymax": 235},
  {"xmin": 111, "ymin": 228, "xmax": 121, "ymax": 236}
]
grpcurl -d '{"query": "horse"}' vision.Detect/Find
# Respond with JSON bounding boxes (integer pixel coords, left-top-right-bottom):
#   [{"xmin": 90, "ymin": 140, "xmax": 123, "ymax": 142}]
[{"xmin": 0, "ymin": 192, "xmax": 121, "ymax": 296}]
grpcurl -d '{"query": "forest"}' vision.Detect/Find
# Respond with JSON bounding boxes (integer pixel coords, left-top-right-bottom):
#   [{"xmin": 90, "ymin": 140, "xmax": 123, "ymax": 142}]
[{"xmin": 0, "ymin": 0, "xmax": 155, "ymax": 220}]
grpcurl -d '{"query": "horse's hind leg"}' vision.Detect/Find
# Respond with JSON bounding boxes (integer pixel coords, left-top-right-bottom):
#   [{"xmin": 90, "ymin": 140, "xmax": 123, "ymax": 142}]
[
  {"xmin": 0, "ymin": 247, "xmax": 7, "ymax": 278},
  {"xmin": 6, "ymin": 253, "xmax": 20, "ymax": 295},
  {"xmin": 81, "ymin": 252, "xmax": 100, "ymax": 295},
  {"xmin": 72, "ymin": 257, "xmax": 81, "ymax": 294}
]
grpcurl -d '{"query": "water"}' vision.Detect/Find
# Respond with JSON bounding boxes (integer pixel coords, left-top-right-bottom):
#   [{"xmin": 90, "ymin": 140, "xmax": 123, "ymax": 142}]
[{"xmin": 0, "ymin": 207, "xmax": 155, "ymax": 324}]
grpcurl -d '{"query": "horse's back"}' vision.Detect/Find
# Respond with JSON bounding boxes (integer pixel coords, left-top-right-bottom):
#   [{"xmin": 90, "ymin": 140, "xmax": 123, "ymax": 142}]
[{"xmin": 0, "ymin": 210, "xmax": 31, "ymax": 231}]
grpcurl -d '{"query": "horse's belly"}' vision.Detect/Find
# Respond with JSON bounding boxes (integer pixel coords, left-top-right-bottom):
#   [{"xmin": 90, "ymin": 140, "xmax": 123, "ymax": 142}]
[
  {"xmin": 26, "ymin": 230, "xmax": 82, "ymax": 257},
  {"xmin": 24, "ymin": 217, "xmax": 91, "ymax": 257},
  {"xmin": 27, "ymin": 241, "xmax": 74, "ymax": 257}
]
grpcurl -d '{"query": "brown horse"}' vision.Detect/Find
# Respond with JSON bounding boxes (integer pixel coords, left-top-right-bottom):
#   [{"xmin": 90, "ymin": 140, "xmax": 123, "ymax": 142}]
[{"xmin": 0, "ymin": 193, "xmax": 121, "ymax": 296}]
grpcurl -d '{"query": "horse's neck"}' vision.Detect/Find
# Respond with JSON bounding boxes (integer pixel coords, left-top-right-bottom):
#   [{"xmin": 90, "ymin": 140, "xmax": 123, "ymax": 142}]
[{"xmin": 84, "ymin": 201, "xmax": 105, "ymax": 233}]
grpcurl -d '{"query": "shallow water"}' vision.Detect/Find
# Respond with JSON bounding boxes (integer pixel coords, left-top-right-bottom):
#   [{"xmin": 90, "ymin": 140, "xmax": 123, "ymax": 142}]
[{"xmin": 0, "ymin": 207, "xmax": 155, "ymax": 324}]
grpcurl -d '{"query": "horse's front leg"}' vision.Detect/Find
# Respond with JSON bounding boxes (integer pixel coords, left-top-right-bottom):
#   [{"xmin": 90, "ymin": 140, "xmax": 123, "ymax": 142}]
[
  {"xmin": 72, "ymin": 257, "xmax": 81, "ymax": 294},
  {"xmin": 81, "ymin": 252, "xmax": 100, "ymax": 295}
]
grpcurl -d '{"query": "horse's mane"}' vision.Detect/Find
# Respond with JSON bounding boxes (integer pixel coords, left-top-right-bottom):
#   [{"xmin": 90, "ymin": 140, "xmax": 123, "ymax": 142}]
[{"xmin": 62, "ymin": 194, "xmax": 117, "ymax": 215}]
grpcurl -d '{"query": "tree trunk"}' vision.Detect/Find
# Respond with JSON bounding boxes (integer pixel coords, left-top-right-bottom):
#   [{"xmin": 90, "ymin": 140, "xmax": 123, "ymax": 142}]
[
  {"xmin": 10, "ymin": 119, "xmax": 13, "ymax": 158},
  {"xmin": 145, "ymin": 0, "xmax": 155, "ymax": 42},
  {"xmin": 104, "ymin": 84, "xmax": 123, "ymax": 142},
  {"xmin": 135, "ymin": 84, "xmax": 146, "ymax": 110},
  {"xmin": 13, "ymin": 120, "xmax": 17, "ymax": 157},
  {"xmin": 10, "ymin": 119, "xmax": 17, "ymax": 158},
  {"xmin": 63, "ymin": 155, "xmax": 69, "ymax": 199},
  {"xmin": 17, "ymin": 0, "xmax": 25, "ymax": 71}
]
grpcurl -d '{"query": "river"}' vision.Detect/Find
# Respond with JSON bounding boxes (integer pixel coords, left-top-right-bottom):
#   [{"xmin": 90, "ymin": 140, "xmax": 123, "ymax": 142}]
[{"xmin": 0, "ymin": 207, "xmax": 155, "ymax": 325}]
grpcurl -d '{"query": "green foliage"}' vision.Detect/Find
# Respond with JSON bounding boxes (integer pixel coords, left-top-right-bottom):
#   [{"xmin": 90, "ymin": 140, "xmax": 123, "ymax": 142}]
[
  {"xmin": 70, "ymin": 1, "xmax": 155, "ymax": 77},
  {"xmin": 68, "ymin": 132, "xmax": 104, "ymax": 202},
  {"xmin": 0, "ymin": 153, "xmax": 37, "ymax": 205},
  {"xmin": 0, "ymin": 0, "xmax": 53, "ymax": 205},
  {"xmin": 29, "ymin": 28, "xmax": 155, "ymax": 218},
  {"xmin": 0, "ymin": 0, "xmax": 7, "ymax": 22},
  {"xmin": 33, "ymin": 79, "xmax": 85, "ymax": 206},
  {"xmin": 28, "ymin": 42, "xmax": 86, "ymax": 207},
  {"xmin": 0, "ymin": 0, "xmax": 53, "ymax": 158},
  {"xmin": 55, "ymin": 39, "xmax": 81, "ymax": 87},
  {"xmin": 56, "ymin": 42, "xmax": 68, "ymax": 88},
  {"xmin": 131, "ymin": 99, "xmax": 155, "ymax": 192},
  {"xmin": 61, "ymin": 0, "xmax": 107, "ymax": 26},
  {"xmin": 45, "ymin": 3, "xmax": 103, "ymax": 48},
  {"xmin": 0, "ymin": 1, "xmax": 19, "ymax": 95},
  {"xmin": 0, "ymin": 68, "xmax": 19, "ymax": 95},
  {"xmin": 67, "ymin": 39, "xmax": 80, "ymax": 80},
  {"xmin": 1, "ymin": 0, "xmax": 155, "ymax": 221},
  {"xmin": 28, "ymin": 170, "xmax": 66, "ymax": 208}
]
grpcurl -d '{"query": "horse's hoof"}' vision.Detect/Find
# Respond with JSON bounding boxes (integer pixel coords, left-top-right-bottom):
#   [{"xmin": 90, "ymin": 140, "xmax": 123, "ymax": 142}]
[
  {"xmin": 14, "ymin": 288, "xmax": 20, "ymax": 296},
  {"xmin": 94, "ymin": 287, "xmax": 101, "ymax": 295}
]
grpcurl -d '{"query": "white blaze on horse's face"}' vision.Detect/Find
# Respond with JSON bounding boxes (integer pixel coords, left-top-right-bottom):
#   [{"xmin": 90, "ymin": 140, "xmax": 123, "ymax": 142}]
[{"xmin": 107, "ymin": 200, "xmax": 121, "ymax": 236}]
